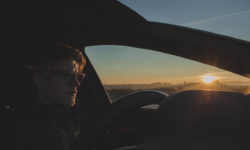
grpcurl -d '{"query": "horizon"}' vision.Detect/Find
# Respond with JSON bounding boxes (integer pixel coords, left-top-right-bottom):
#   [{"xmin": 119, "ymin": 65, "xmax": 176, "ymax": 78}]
[
  {"xmin": 86, "ymin": 45, "xmax": 250, "ymax": 87},
  {"xmin": 103, "ymin": 80, "xmax": 250, "ymax": 86}
]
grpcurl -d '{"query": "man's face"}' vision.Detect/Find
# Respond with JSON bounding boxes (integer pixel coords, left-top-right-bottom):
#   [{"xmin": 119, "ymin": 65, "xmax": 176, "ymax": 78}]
[{"xmin": 38, "ymin": 59, "xmax": 83, "ymax": 106}]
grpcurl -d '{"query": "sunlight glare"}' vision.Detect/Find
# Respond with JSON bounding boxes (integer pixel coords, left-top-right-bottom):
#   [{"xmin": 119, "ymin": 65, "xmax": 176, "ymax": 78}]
[{"xmin": 203, "ymin": 75, "xmax": 216, "ymax": 84}]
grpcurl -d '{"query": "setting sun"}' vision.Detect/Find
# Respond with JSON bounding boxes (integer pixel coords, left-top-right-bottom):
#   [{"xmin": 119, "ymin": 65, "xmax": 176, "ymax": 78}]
[{"xmin": 203, "ymin": 75, "xmax": 216, "ymax": 84}]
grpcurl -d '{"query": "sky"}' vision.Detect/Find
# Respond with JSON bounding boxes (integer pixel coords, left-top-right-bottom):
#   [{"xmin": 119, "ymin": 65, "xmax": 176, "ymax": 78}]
[
  {"xmin": 86, "ymin": 46, "xmax": 250, "ymax": 85},
  {"xmin": 119, "ymin": 0, "xmax": 250, "ymax": 42},
  {"xmin": 85, "ymin": 0, "xmax": 250, "ymax": 85}
]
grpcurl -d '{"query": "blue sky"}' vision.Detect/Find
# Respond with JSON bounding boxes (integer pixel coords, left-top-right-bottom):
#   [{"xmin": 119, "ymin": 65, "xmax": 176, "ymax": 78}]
[
  {"xmin": 85, "ymin": 0, "xmax": 250, "ymax": 85},
  {"xmin": 119, "ymin": 0, "xmax": 250, "ymax": 41}
]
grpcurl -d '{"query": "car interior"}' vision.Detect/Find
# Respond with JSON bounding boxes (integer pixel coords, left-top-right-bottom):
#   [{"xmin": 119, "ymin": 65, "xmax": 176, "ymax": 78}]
[{"xmin": 3, "ymin": 0, "xmax": 250, "ymax": 150}]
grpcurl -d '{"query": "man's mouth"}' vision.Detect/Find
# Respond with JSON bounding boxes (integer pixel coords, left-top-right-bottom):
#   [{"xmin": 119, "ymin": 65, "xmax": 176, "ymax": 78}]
[{"xmin": 70, "ymin": 90, "xmax": 77, "ymax": 95}]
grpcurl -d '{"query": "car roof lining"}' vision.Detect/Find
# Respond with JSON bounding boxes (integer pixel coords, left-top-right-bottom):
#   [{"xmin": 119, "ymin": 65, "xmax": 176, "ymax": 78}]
[{"xmin": 5, "ymin": 0, "xmax": 250, "ymax": 79}]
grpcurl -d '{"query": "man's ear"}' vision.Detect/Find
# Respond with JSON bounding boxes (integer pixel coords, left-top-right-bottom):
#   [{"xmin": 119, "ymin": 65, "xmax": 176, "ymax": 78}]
[{"xmin": 33, "ymin": 72, "xmax": 45, "ymax": 88}]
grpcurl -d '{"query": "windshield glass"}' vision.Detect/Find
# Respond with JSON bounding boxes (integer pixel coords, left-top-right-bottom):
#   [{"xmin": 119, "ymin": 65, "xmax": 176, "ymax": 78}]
[
  {"xmin": 118, "ymin": 0, "xmax": 250, "ymax": 42},
  {"xmin": 86, "ymin": 45, "xmax": 250, "ymax": 102}
]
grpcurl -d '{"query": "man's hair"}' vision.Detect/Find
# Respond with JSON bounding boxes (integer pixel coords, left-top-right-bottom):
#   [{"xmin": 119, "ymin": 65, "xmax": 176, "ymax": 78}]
[{"xmin": 34, "ymin": 42, "xmax": 86, "ymax": 72}]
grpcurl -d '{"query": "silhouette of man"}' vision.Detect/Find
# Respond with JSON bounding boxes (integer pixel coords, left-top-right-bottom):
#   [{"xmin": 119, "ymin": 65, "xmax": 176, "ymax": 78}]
[{"xmin": 16, "ymin": 43, "xmax": 91, "ymax": 150}]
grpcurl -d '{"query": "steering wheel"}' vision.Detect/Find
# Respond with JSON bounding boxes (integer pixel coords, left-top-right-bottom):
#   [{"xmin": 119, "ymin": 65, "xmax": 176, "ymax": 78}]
[{"xmin": 70, "ymin": 90, "xmax": 168, "ymax": 150}]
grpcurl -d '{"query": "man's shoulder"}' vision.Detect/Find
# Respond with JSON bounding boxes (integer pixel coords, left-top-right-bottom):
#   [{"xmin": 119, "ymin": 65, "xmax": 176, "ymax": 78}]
[{"xmin": 16, "ymin": 112, "xmax": 68, "ymax": 150}]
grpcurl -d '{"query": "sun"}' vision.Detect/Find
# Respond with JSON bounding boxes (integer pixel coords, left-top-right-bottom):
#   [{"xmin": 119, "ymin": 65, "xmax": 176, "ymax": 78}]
[{"xmin": 203, "ymin": 75, "xmax": 216, "ymax": 84}]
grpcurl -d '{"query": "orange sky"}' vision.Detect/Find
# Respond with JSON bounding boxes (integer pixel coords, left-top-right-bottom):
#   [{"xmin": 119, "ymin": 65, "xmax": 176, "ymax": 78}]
[{"xmin": 86, "ymin": 45, "xmax": 250, "ymax": 86}]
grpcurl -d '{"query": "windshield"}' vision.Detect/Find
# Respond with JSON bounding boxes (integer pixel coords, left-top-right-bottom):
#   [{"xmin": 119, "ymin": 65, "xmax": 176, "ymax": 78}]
[
  {"xmin": 86, "ymin": 45, "xmax": 250, "ymax": 102},
  {"xmin": 118, "ymin": 0, "xmax": 250, "ymax": 42}
]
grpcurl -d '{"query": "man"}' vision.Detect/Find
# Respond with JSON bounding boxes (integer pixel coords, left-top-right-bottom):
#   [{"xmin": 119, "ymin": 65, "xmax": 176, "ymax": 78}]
[
  {"xmin": 33, "ymin": 43, "xmax": 86, "ymax": 107},
  {"xmin": 16, "ymin": 43, "xmax": 91, "ymax": 150}
]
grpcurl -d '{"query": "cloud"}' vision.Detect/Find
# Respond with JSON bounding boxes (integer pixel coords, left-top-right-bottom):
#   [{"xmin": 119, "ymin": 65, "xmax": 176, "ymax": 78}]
[
  {"xmin": 183, "ymin": 9, "xmax": 250, "ymax": 26},
  {"xmin": 111, "ymin": 64, "xmax": 123, "ymax": 71}
]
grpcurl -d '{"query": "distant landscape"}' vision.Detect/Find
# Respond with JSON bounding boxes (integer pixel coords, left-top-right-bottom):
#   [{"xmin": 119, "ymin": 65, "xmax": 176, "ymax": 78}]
[{"xmin": 104, "ymin": 81, "xmax": 250, "ymax": 101}]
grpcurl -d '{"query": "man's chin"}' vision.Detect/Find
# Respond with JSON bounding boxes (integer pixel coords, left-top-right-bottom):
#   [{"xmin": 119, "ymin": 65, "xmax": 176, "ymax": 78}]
[
  {"xmin": 65, "ymin": 100, "xmax": 75, "ymax": 107},
  {"xmin": 60, "ymin": 98, "xmax": 75, "ymax": 107},
  {"xmin": 70, "ymin": 100, "xmax": 76, "ymax": 107}
]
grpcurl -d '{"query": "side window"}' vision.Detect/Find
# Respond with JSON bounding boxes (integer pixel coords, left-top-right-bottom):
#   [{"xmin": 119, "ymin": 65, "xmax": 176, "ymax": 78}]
[{"xmin": 86, "ymin": 45, "xmax": 250, "ymax": 102}]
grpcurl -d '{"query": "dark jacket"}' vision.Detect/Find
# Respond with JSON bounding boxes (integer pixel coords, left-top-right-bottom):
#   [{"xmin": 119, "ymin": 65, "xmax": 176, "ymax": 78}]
[{"xmin": 16, "ymin": 103, "xmax": 92, "ymax": 150}]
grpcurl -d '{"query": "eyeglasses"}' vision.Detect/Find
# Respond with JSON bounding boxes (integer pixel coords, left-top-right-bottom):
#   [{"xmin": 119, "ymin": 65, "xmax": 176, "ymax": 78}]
[{"xmin": 47, "ymin": 70, "xmax": 86, "ymax": 84}]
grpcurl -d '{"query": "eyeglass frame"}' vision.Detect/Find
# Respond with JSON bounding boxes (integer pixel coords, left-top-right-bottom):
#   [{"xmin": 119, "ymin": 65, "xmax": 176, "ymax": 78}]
[{"xmin": 42, "ymin": 70, "xmax": 86, "ymax": 84}]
